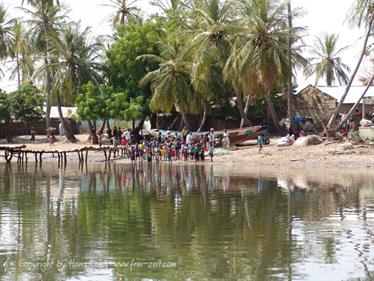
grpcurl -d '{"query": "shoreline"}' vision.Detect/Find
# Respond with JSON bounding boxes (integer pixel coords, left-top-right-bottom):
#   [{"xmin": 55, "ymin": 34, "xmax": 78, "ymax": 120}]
[{"xmin": 1, "ymin": 134, "xmax": 374, "ymax": 171}]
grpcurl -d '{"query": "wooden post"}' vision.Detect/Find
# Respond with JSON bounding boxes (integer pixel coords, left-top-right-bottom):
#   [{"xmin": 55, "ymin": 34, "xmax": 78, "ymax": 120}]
[
  {"xmin": 39, "ymin": 152, "xmax": 43, "ymax": 163},
  {"xmin": 34, "ymin": 152, "xmax": 38, "ymax": 162},
  {"xmin": 85, "ymin": 149, "xmax": 88, "ymax": 163},
  {"xmin": 64, "ymin": 152, "xmax": 67, "ymax": 163}
]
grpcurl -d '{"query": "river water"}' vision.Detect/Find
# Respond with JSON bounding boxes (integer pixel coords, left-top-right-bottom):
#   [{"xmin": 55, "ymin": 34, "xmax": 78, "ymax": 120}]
[{"xmin": 0, "ymin": 162, "xmax": 374, "ymax": 281}]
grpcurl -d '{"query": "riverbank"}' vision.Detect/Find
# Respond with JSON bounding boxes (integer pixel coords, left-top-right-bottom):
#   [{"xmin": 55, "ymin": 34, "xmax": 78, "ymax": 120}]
[{"xmin": 1, "ymin": 134, "xmax": 374, "ymax": 170}]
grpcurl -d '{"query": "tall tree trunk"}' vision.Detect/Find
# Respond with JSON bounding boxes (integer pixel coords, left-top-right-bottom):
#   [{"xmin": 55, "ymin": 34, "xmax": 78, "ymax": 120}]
[
  {"xmin": 169, "ymin": 114, "xmax": 180, "ymax": 130},
  {"xmin": 326, "ymin": 14, "xmax": 374, "ymax": 129},
  {"xmin": 16, "ymin": 52, "xmax": 21, "ymax": 89},
  {"xmin": 287, "ymin": 0, "xmax": 294, "ymax": 124},
  {"xmin": 240, "ymin": 97, "xmax": 251, "ymax": 128},
  {"xmin": 181, "ymin": 112, "xmax": 192, "ymax": 131},
  {"xmin": 106, "ymin": 119, "xmax": 111, "ymax": 131},
  {"xmin": 56, "ymin": 91, "xmax": 76, "ymax": 143},
  {"xmin": 236, "ymin": 93, "xmax": 252, "ymax": 127},
  {"xmin": 88, "ymin": 120, "xmax": 93, "ymax": 131},
  {"xmin": 264, "ymin": 88, "xmax": 281, "ymax": 134},
  {"xmin": 197, "ymin": 102, "xmax": 209, "ymax": 132},
  {"xmin": 135, "ymin": 117, "xmax": 146, "ymax": 132},
  {"xmin": 42, "ymin": 0, "xmax": 52, "ymax": 130},
  {"xmin": 97, "ymin": 118, "xmax": 107, "ymax": 135},
  {"xmin": 337, "ymin": 75, "xmax": 374, "ymax": 129}
]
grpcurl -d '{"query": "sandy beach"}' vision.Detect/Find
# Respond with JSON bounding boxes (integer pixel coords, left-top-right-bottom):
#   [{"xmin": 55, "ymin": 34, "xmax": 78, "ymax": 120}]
[{"xmin": 1, "ymin": 134, "xmax": 374, "ymax": 172}]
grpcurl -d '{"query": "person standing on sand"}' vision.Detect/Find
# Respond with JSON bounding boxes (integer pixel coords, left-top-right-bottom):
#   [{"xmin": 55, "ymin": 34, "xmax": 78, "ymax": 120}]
[
  {"xmin": 258, "ymin": 133, "xmax": 264, "ymax": 153},
  {"xmin": 30, "ymin": 128, "xmax": 36, "ymax": 143},
  {"xmin": 181, "ymin": 127, "xmax": 188, "ymax": 143},
  {"xmin": 223, "ymin": 129, "xmax": 230, "ymax": 147}
]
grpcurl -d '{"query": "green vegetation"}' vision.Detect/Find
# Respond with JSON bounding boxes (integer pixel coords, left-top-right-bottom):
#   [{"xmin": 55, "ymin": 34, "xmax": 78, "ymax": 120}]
[
  {"xmin": 309, "ymin": 33, "xmax": 350, "ymax": 87},
  {"xmin": 0, "ymin": 0, "xmax": 372, "ymax": 141}
]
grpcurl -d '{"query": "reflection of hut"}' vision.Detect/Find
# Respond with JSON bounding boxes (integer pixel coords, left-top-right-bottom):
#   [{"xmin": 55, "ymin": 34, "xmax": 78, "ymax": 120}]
[{"xmin": 294, "ymin": 85, "xmax": 374, "ymax": 131}]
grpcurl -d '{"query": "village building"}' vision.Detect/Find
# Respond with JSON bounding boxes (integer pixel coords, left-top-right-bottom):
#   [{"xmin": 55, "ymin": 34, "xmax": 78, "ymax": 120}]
[{"xmin": 294, "ymin": 85, "xmax": 374, "ymax": 130}]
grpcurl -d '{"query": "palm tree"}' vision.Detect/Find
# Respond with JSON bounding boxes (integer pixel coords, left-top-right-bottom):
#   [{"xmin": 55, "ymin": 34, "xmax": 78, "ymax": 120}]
[
  {"xmin": 0, "ymin": 4, "xmax": 14, "ymax": 77},
  {"xmin": 8, "ymin": 20, "xmax": 35, "ymax": 88},
  {"xmin": 184, "ymin": 0, "xmax": 255, "ymax": 127},
  {"xmin": 232, "ymin": 0, "xmax": 303, "ymax": 133},
  {"xmin": 9, "ymin": 20, "xmax": 38, "ymax": 87},
  {"xmin": 48, "ymin": 25, "xmax": 103, "ymax": 142},
  {"xmin": 103, "ymin": 0, "xmax": 140, "ymax": 27},
  {"xmin": 309, "ymin": 33, "xmax": 350, "ymax": 86},
  {"xmin": 326, "ymin": 0, "xmax": 374, "ymax": 130},
  {"xmin": 21, "ymin": 1, "xmax": 66, "ymax": 129},
  {"xmin": 138, "ymin": 43, "xmax": 202, "ymax": 130}
]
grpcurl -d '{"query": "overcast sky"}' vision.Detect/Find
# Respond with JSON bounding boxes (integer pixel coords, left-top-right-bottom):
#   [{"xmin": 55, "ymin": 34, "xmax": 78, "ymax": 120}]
[{"xmin": 0, "ymin": 0, "xmax": 370, "ymax": 92}]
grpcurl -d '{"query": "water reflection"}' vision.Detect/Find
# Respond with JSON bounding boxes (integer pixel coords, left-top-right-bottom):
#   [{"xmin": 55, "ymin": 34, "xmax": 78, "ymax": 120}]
[{"xmin": 0, "ymin": 163, "xmax": 374, "ymax": 280}]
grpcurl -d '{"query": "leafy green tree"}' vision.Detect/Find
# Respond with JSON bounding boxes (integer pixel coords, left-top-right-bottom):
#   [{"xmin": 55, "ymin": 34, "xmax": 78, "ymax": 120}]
[
  {"xmin": 8, "ymin": 84, "xmax": 44, "ymax": 122},
  {"xmin": 0, "ymin": 89, "xmax": 11, "ymax": 123},
  {"xmin": 77, "ymin": 82, "xmax": 113, "ymax": 133},
  {"xmin": 0, "ymin": 89, "xmax": 13, "ymax": 142},
  {"xmin": 309, "ymin": 33, "xmax": 350, "ymax": 86},
  {"xmin": 105, "ymin": 18, "xmax": 165, "ymax": 129}
]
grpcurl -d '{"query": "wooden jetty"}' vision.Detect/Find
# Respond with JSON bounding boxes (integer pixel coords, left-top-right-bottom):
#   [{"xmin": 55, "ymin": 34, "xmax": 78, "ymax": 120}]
[{"xmin": 0, "ymin": 145, "xmax": 129, "ymax": 164}]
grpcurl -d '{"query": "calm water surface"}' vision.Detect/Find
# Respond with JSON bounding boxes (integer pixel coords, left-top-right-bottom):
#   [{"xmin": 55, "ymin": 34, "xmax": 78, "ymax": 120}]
[{"xmin": 0, "ymin": 163, "xmax": 374, "ymax": 281}]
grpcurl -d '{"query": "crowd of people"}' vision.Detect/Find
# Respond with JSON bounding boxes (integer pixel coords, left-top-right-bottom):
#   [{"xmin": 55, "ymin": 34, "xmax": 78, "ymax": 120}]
[{"xmin": 98, "ymin": 127, "xmax": 231, "ymax": 163}]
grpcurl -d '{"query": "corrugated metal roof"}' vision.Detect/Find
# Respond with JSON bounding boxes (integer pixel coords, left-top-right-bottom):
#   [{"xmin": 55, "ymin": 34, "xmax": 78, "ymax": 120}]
[
  {"xmin": 43, "ymin": 106, "xmax": 77, "ymax": 118},
  {"xmin": 318, "ymin": 86, "xmax": 374, "ymax": 104},
  {"xmin": 296, "ymin": 85, "xmax": 374, "ymax": 104}
]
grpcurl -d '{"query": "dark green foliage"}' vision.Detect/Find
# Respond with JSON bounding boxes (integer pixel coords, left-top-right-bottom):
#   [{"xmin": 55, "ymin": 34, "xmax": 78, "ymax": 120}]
[
  {"xmin": 105, "ymin": 18, "xmax": 166, "ymax": 121},
  {"xmin": 8, "ymin": 85, "xmax": 44, "ymax": 122},
  {"xmin": 0, "ymin": 89, "xmax": 11, "ymax": 123}
]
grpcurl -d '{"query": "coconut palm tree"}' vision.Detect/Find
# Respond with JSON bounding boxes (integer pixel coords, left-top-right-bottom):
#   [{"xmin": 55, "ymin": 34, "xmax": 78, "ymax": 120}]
[
  {"xmin": 309, "ymin": 33, "xmax": 350, "ymax": 86},
  {"xmin": 103, "ymin": 0, "xmax": 140, "ymax": 27},
  {"xmin": 231, "ymin": 0, "xmax": 299, "ymax": 133},
  {"xmin": 184, "ymin": 0, "xmax": 255, "ymax": 127},
  {"xmin": 0, "ymin": 4, "xmax": 14, "ymax": 77},
  {"xmin": 50, "ymin": 25, "xmax": 103, "ymax": 101},
  {"xmin": 326, "ymin": 0, "xmax": 374, "ymax": 129},
  {"xmin": 21, "ymin": 1, "xmax": 67, "ymax": 129},
  {"xmin": 8, "ymin": 20, "xmax": 36, "ymax": 88},
  {"xmin": 138, "ymin": 43, "xmax": 202, "ymax": 130},
  {"xmin": 47, "ymin": 25, "xmax": 103, "ymax": 142}
]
